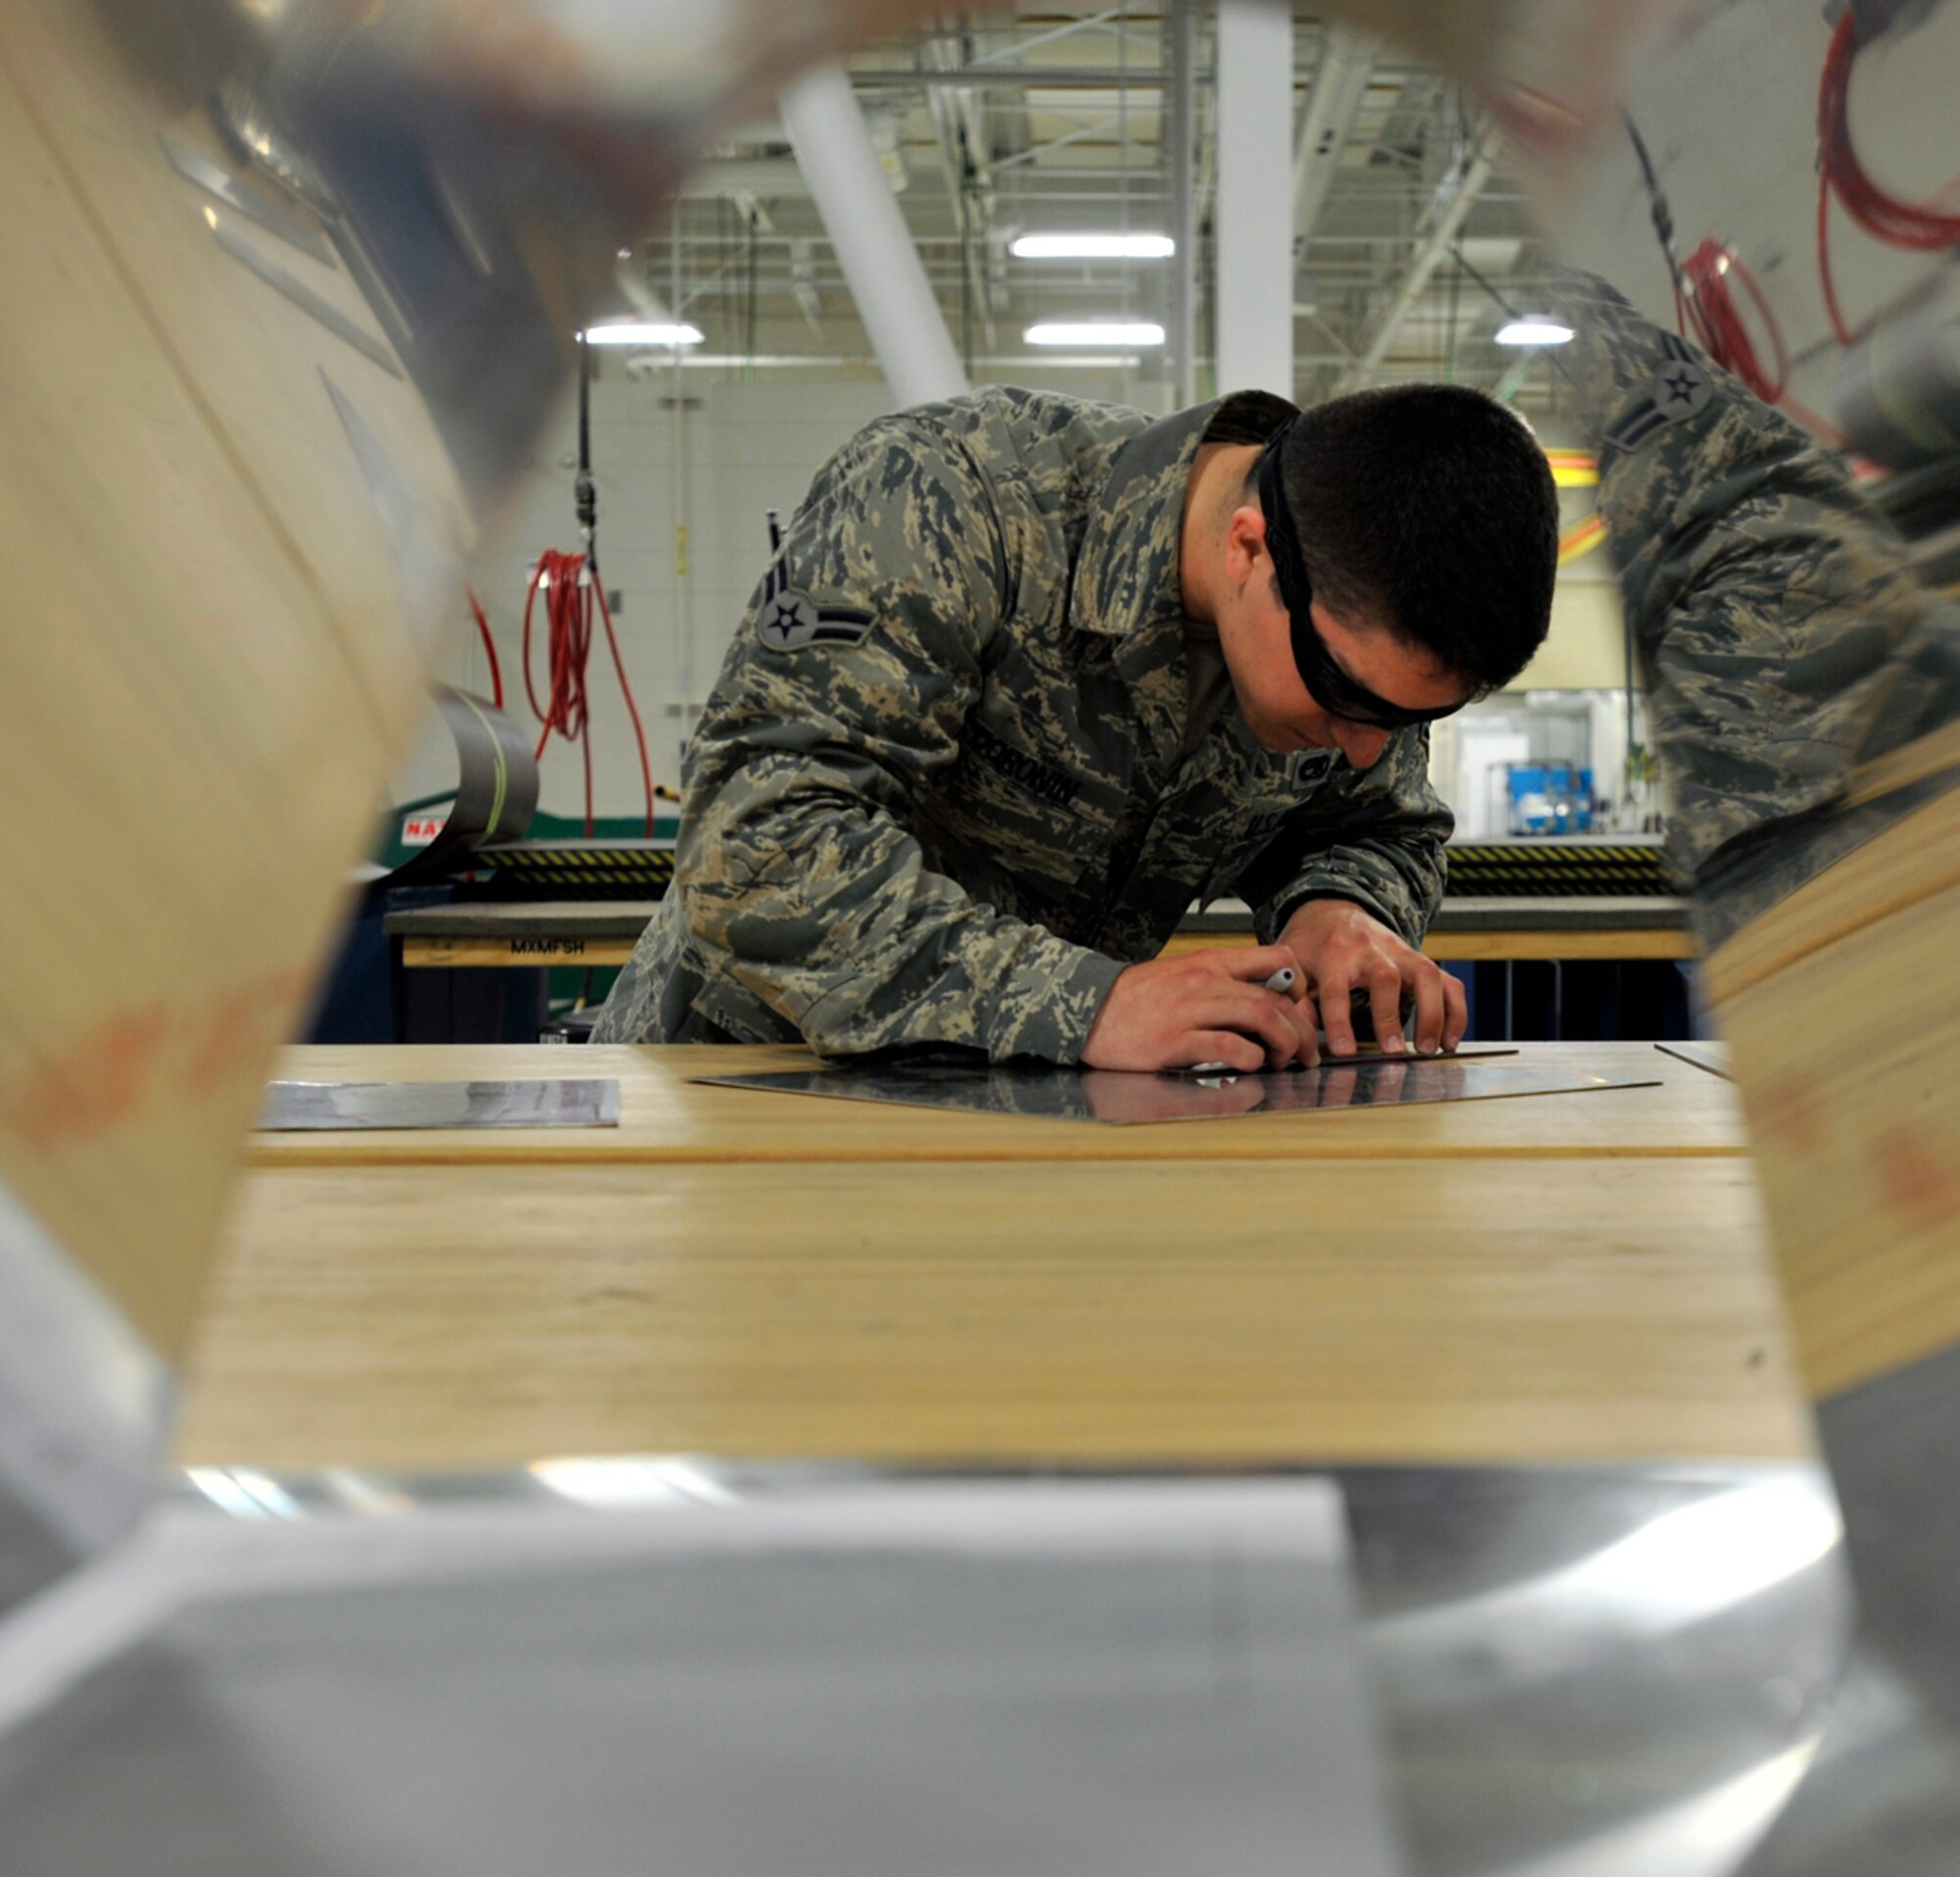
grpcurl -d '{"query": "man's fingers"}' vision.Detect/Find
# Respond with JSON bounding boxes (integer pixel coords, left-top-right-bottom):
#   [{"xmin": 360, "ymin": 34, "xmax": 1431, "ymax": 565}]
[
  {"xmin": 1409, "ymin": 963, "xmax": 1447, "ymax": 1056},
  {"xmin": 1211, "ymin": 945, "xmax": 1304, "ymax": 991},
  {"xmin": 1442, "ymin": 970, "xmax": 1469, "ymax": 1053},
  {"xmin": 1184, "ymin": 1030, "xmax": 1265, "ymax": 1072},
  {"xmin": 1367, "ymin": 962, "xmax": 1407, "ymax": 1056},
  {"xmin": 1187, "ymin": 983, "xmax": 1309, "ymax": 1066},
  {"xmin": 1225, "ymin": 986, "xmax": 1312, "ymax": 1064},
  {"xmin": 1316, "ymin": 965, "xmax": 1358, "ymax": 1056},
  {"xmin": 1284, "ymin": 998, "xmax": 1321, "ymax": 1067}
]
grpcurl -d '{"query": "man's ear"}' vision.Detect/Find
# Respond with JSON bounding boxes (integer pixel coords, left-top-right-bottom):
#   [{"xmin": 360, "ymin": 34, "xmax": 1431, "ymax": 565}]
[{"xmin": 1223, "ymin": 503, "xmax": 1268, "ymax": 584}]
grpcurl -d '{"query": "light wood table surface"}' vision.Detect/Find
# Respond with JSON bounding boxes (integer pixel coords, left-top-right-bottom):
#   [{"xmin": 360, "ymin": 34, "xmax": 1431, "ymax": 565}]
[
  {"xmin": 181, "ymin": 1154, "xmax": 1805, "ymax": 1474},
  {"xmin": 249, "ymin": 1041, "xmax": 1748, "ymax": 1166}
]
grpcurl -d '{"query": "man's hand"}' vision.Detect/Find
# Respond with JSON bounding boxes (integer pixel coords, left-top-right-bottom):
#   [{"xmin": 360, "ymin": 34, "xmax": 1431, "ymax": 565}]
[
  {"xmin": 1279, "ymin": 899, "xmax": 1466, "ymax": 1058},
  {"xmin": 1081, "ymin": 945, "xmax": 1318, "ymax": 1073}
]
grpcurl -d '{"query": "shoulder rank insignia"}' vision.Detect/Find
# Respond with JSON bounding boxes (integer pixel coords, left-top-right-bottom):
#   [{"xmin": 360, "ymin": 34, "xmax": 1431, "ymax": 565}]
[
  {"xmin": 1605, "ymin": 329, "xmax": 1714, "ymax": 454},
  {"xmin": 757, "ymin": 544, "xmax": 872, "ymax": 652}
]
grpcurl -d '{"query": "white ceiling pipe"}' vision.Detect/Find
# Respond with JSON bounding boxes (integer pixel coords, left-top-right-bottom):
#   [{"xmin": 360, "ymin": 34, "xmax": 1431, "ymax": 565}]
[
  {"xmin": 1292, "ymin": 25, "xmax": 1380, "ymax": 254},
  {"xmin": 778, "ymin": 62, "xmax": 969, "ymax": 407},
  {"xmin": 1215, "ymin": 0, "xmax": 1295, "ymax": 397}
]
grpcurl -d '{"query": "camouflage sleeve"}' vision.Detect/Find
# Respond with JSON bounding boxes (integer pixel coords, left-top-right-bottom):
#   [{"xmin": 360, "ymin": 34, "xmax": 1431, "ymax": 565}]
[
  {"xmin": 1540, "ymin": 267, "xmax": 1960, "ymax": 948},
  {"xmin": 671, "ymin": 415, "xmax": 1126, "ymax": 1062},
  {"xmin": 1226, "ymin": 727, "xmax": 1453, "ymax": 946}
]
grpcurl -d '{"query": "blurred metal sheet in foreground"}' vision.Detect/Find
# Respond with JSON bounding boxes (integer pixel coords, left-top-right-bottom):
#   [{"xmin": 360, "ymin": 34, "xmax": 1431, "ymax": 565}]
[
  {"xmin": 0, "ymin": 1478, "xmax": 1404, "ymax": 1877},
  {"xmin": 257, "ymin": 1079, "xmax": 620, "ymax": 1131}
]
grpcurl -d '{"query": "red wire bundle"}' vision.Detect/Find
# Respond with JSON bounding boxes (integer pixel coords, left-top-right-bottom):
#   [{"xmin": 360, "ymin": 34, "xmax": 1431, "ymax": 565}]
[
  {"xmin": 520, "ymin": 548, "xmax": 656, "ymax": 838},
  {"xmin": 466, "ymin": 585, "xmax": 505, "ymax": 710},
  {"xmin": 1817, "ymin": 9, "xmax": 1960, "ymax": 346},
  {"xmin": 1682, "ymin": 238, "xmax": 1788, "ymax": 404}
]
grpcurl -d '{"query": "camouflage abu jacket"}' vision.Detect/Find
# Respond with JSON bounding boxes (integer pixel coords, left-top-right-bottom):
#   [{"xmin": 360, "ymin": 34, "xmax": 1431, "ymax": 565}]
[
  {"xmin": 1536, "ymin": 268, "xmax": 1960, "ymax": 952},
  {"xmin": 592, "ymin": 386, "xmax": 1451, "ymax": 1061}
]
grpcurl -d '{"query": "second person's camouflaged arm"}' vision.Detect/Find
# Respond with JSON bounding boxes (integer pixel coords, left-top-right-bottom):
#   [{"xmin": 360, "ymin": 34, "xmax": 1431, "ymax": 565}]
[
  {"xmin": 672, "ymin": 416, "xmax": 1126, "ymax": 1062},
  {"xmin": 1225, "ymin": 727, "xmax": 1453, "ymax": 947},
  {"xmin": 1540, "ymin": 266, "xmax": 1960, "ymax": 948}
]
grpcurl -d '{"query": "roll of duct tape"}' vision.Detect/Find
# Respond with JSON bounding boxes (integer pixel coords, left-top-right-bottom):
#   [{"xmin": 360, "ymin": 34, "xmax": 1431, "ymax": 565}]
[{"xmin": 384, "ymin": 684, "xmax": 539, "ymax": 886}]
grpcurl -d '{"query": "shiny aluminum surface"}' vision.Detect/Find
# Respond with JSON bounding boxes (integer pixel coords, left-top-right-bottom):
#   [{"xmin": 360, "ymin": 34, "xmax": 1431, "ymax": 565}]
[
  {"xmin": 1741, "ymin": 1341, "xmax": 1960, "ymax": 1874},
  {"xmin": 699, "ymin": 1059, "xmax": 1659, "ymax": 1125},
  {"xmin": 0, "ymin": 1457, "xmax": 1850, "ymax": 1876},
  {"xmin": 256, "ymin": 1078, "xmax": 620, "ymax": 1131}
]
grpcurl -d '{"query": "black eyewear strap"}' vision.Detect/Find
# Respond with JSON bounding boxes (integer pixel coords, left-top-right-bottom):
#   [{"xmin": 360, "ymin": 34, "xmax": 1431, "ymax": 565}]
[{"xmin": 1255, "ymin": 420, "xmax": 1461, "ymax": 732}]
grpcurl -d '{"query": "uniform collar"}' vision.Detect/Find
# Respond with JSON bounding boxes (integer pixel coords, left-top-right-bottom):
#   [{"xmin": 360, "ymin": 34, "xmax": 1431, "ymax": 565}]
[
  {"xmin": 1068, "ymin": 400, "xmax": 1214, "ymax": 648},
  {"xmin": 1070, "ymin": 395, "xmax": 1296, "ymax": 778}
]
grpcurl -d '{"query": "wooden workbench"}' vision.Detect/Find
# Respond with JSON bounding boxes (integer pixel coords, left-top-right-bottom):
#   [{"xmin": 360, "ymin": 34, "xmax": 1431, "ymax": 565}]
[
  {"xmin": 247, "ymin": 1041, "xmax": 1744, "ymax": 1165},
  {"xmin": 180, "ymin": 1041, "xmax": 1806, "ymax": 1476},
  {"xmin": 387, "ymin": 896, "xmax": 1698, "ymax": 968}
]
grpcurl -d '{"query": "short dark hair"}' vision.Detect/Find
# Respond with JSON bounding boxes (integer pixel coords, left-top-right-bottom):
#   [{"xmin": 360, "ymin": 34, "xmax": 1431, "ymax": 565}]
[{"xmin": 1274, "ymin": 383, "xmax": 1558, "ymax": 695}]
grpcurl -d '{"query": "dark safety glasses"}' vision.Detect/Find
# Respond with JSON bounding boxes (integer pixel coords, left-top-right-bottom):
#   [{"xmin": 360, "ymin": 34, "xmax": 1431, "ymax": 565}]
[{"xmin": 1255, "ymin": 424, "xmax": 1463, "ymax": 732}]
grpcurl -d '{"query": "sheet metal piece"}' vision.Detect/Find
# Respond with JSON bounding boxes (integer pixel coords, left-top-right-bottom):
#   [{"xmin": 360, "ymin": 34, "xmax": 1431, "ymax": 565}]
[
  {"xmin": 1656, "ymin": 1040, "xmax": 1733, "ymax": 1079},
  {"xmin": 697, "ymin": 1060, "xmax": 1660, "ymax": 1126},
  {"xmin": 257, "ymin": 1079, "xmax": 619, "ymax": 1131},
  {"xmin": 1166, "ymin": 1045, "xmax": 1518, "ymax": 1077},
  {"xmin": 0, "ymin": 1477, "xmax": 1404, "ymax": 1877}
]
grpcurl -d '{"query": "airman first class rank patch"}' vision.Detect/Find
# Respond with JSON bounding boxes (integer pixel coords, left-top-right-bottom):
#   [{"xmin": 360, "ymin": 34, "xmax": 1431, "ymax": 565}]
[
  {"xmin": 1605, "ymin": 329, "xmax": 1713, "ymax": 454},
  {"xmin": 757, "ymin": 552, "xmax": 871, "ymax": 652}
]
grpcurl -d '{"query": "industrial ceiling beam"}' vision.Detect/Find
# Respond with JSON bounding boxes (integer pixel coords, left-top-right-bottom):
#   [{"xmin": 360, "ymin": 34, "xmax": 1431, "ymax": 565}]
[
  {"xmin": 850, "ymin": 66, "xmax": 1172, "ymax": 90},
  {"xmin": 967, "ymin": 7, "xmax": 1140, "ymax": 69},
  {"xmin": 1341, "ymin": 120, "xmax": 1503, "ymax": 388},
  {"xmin": 1292, "ymin": 25, "xmax": 1379, "ymax": 259},
  {"xmin": 920, "ymin": 33, "xmax": 1000, "ymax": 352}
]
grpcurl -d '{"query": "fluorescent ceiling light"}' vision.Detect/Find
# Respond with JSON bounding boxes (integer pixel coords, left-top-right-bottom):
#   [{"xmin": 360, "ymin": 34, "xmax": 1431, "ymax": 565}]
[
  {"xmin": 1025, "ymin": 321, "xmax": 1165, "ymax": 347},
  {"xmin": 583, "ymin": 321, "xmax": 705, "ymax": 346},
  {"xmin": 1495, "ymin": 319, "xmax": 1574, "ymax": 347},
  {"xmin": 1010, "ymin": 232, "xmax": 1175, "ymax": 260}
]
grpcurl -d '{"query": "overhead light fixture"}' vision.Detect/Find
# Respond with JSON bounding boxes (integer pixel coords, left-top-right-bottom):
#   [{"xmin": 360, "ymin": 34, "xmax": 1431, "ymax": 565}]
[
  {"xmin": 1010, "ymin": 233, "xmax": 1176, "ymax": 260},
  {"xmin": 1025, "ymin": 321, "xmax": 1165, "ymax": 347},
  {"xmin": 583, "ymin": 321, "xmax": 705, "ymax": 346},
  {"xmin": 1495, "ymin": 319, "xmax": 1574, "ymax": 347}
]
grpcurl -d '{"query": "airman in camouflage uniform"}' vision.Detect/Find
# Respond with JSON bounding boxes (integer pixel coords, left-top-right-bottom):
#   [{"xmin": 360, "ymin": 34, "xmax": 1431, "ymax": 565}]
[
  {"xmin": 593, "ymin": 387, "xmax": 1458, "ymax": 1060},
  {"xmin": 1539, "ymin": 267, "xmax": 1960, "ymax": 951}
]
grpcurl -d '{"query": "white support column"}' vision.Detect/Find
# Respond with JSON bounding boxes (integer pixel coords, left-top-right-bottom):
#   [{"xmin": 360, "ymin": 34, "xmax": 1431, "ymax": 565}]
[
  {"xmin": 1165, "ymin": 5, "xmax": 1199, "ymax": 409},
  {"xmin": 778, "ymin": 63, "xmax": 968, "ymax": 409},
  {"xmin": 1214, "ymin": 0, "xmax": 1294, "ymax": 398}
]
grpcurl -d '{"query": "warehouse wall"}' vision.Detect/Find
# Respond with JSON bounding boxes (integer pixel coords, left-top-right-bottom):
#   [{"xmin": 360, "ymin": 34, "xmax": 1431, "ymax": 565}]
[
  {"xmin": 399, "ymin": 364, "xmax": 1142, "ymax": 816},
  {"xmin": 398, "ymin": 367, "xmax": 1625, "ymax": 820}
]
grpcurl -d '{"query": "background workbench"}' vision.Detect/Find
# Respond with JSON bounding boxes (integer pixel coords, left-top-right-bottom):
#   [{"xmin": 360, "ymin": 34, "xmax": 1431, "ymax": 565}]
[
  {"xmin": 387, "ymin": 895, "xmax": 1696, "ymax": 968},
  {"xmin": 179, "ymin": 1041, "xmax": 1805, "ymax": 1477}
]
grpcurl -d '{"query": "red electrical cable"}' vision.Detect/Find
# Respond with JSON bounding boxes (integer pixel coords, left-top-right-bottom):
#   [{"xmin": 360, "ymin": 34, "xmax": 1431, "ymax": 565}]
[
  {"xmin": 1682, "ymin": 236, "xmax": 1852, "ymax": 447},
  {"xmin": 1682, "ymin": 238, "xmax": 1788, "ymax": 404},
  {"xmin": 520, "ymin": 550, "xmax": 656, "ymax": 838},
  {"xmin": 1817, "ymin": 10, "xmax": 1960, "ymax": 346},
  {"xmin": 466, "ymin": 584, "xmax": 504, "ymax": 710}
]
